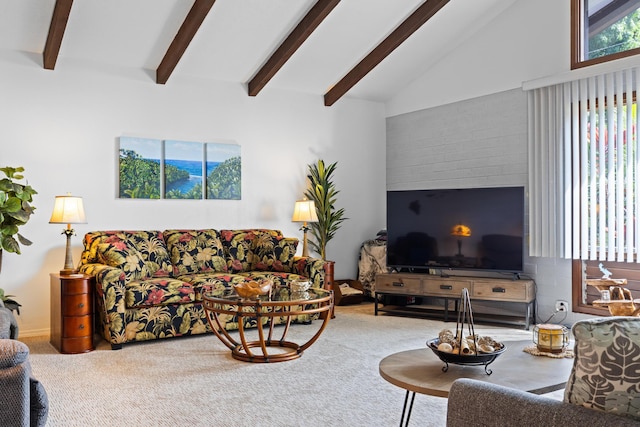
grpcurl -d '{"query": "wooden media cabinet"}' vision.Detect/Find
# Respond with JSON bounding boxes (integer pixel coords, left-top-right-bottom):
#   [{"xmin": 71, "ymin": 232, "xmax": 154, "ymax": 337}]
[{"xmin": 374, "ymin": 272, "xmax": 535, "ymax": 329}]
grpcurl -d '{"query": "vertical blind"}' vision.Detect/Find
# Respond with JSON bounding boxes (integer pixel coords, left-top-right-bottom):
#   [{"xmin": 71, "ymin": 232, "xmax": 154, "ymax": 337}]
[{"xmin": 528, "ymin": 67, "xmax": 640, "ymax": 262}]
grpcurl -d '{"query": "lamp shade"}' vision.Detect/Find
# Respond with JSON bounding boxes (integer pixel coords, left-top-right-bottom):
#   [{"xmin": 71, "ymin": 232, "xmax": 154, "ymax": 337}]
[
  {"xmin": 49, "ymin": 195, "xmax": 87, "ymax": 224},
  {"xmin": 292, "ymin": 199, "xmax": 318, "ymax": 223},
  {"xmin": 451, "ymin": 224, "xmax": 471, "ymax": 237}
]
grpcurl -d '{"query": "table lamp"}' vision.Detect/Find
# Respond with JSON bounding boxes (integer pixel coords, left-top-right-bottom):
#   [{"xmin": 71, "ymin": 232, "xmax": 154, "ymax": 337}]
[
  {"xmin": 451, "ymin": 223, "xmax": 471, "ymax": 257},
  {"xmin": 49, "ymin": 194, "xmax": 87, "ymax": 275},
  {"xmin": 291, "ymin": 198, "xmax": 318, "ymax": 257}
]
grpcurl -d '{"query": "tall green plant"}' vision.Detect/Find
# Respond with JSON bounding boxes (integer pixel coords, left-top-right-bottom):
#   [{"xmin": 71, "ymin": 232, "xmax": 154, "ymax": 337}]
[
  {"xmin": 0, "ymin": 166, "xmax": 37, "ymax": 255},
  {"xmin": 304, "ymin": 160, "xmax": 347, "ymax": 260}
]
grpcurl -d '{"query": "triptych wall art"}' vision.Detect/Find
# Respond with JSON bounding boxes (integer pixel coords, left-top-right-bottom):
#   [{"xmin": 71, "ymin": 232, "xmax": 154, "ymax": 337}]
[{"xmin": 118, "ymin": 136, "xmax": 241, "ymax": 200}]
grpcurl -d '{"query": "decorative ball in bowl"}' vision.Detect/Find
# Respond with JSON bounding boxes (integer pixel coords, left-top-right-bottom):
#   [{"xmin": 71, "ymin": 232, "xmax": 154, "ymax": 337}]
[
  {"xmin": 234, "ymin": 280, "xmax": 273, "ymax": 299},
  {"xmin": 426, "ymin": 337, "xmax": 505, "ymax": 374},
  {"xmin": 290, "ymin": 280, "xmax": 311, "ymax": 293}
]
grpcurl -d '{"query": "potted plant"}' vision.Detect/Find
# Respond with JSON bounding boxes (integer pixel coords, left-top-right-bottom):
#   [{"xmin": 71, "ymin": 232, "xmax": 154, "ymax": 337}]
[
  {"xmin": 0, "ymin": 287, "xmax": 22, "ymax": 314},
  {"xmin": 304, "ymin": 159, "xmax": 347, "ymax": 260},
  {"xmin": 0, "ymin": 166, "xmax": 37, "ymax": 313}
]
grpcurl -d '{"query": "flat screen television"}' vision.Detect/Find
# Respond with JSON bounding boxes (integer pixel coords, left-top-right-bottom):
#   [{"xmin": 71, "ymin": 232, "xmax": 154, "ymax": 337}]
[{"xmin": 386, "ymin": 186, "xmax": 525, "ymax": 273}]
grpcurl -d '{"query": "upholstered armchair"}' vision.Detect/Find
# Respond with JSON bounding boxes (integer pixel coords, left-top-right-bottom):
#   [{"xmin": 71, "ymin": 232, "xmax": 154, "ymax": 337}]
[
  {"xmin": 447, "ymin": 316, "xmax": 640, "ymax": 426},
  {"xmin": 0, "ymin": 300, "xmax": 19, "ymax": 339},
  {"xmin": 0, "ymin": 339, "xmax": 48, "ymax": 427}
]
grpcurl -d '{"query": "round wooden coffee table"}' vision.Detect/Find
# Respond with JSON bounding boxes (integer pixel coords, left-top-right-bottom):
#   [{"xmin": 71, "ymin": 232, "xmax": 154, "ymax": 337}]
[
  {"xmin": 203, "ymin": 286, "xmax": 333, "ymax": 363},
  {"xmin": 379, "ymin": 340, "xmax": 574, "ymax": 425}
]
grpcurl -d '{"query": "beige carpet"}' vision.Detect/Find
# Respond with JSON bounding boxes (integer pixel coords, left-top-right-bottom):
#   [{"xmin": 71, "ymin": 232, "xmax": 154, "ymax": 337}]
[{"xmin": 23, "ymin": 303, "xmax": 538, "ymax": 426}]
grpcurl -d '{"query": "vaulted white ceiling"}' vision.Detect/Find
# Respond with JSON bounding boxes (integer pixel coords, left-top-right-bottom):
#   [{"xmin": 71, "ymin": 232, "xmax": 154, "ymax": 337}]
[{"xmin": 0, "ymin": 0, "xmax": 519, "ymax": 104}]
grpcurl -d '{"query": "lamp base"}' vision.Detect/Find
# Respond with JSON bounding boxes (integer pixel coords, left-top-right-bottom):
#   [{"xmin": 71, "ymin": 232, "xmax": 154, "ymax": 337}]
[{"xmin": 60, "ymin": 268, "xmax": 79, "ymax": 276}]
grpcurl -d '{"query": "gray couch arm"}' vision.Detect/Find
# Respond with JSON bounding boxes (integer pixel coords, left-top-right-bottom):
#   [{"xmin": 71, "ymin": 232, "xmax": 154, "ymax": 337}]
[
  {"xmin": 0, "ymin": 300, "xmax": 19, "ymax": 339},
  {"xmin": 447, "ymin": 378, "xmax": 638, "ymax": 427},
  {"xmin": 0, "ymin": 339, "xmax": 48, "ymax": 427}
]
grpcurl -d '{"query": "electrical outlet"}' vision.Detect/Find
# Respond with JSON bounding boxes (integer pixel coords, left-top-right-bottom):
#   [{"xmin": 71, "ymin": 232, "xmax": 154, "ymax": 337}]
[{"xmin": 555, "ymin": 300, "xmax": 568, "ymax": 312}]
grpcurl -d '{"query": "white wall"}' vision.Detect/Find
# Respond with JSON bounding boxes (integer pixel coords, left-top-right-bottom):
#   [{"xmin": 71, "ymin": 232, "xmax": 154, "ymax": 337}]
[
  {"xmin": 386, "ymin": 0, "xmax": 570, "ymax": 117},
  {"xmin": 0, "ymin": 50, "xmax": 386, "ymax": 336},
  {"xmin": 385, "ymin": 0, "xmax": 585, "ymax": 326}
]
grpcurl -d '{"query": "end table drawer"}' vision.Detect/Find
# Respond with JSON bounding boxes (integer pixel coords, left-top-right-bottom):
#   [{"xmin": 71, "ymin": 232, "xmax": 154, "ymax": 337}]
[
  {"xmin": 377, "ymin": 277, "xmax": 422, "ymax": 294},
  {"xmin": 62, "ymin": 294, "xmax": 91, "ymax": 316},
  {"xmin": 63, "ymin": 316, "xmax": 92, "ymax": 338},
  {"xmin": 473, "ymin": 281, "xmax": 528, "ymax": 301},
  {"xmin": 61, "ymin": 336, "xmax": 94, "ymax": 354},
  {"xmin": 62, "ymin": 280, "xmax": 92, "ymax": 294}
]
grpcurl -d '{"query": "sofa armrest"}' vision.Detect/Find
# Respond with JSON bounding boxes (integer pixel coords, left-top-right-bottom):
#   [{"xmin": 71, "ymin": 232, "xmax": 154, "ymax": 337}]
[
  {"xmin": 78, "ymin": 263, "xmax": 127, "ymax": 348},
  {"xmin": 447, "ymin": 378, "xmax": 639, "ymax": 427},
  {"xmin": 291, "ymin": 257, "xmax": 334, "ymax": 290}
]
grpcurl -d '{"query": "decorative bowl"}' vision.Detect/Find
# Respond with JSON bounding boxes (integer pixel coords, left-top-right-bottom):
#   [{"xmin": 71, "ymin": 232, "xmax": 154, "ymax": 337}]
[
  {"xmin": 234, "ymin": 280, "xmax": 273, "ymax": 299},
  {"xmin": 290, "ymin": 280, "xmax": 311, "ymax": 293},
  {"xmin": 426, "ymin": 338, "xmax": 506, "ymax": 375}
]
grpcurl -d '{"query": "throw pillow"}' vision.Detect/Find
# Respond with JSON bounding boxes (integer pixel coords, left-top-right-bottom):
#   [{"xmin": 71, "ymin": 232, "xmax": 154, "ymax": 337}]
[
  {"xmin": 164, "ymin": 229, "xmax": 228, "ymax": 276},
  {"xmin": 564, "ymin": 317, "xmax": 640, "ymax": 421},
  {"xmin": 97, "ymin": 240, "xmax": 153, "ymax": 282},
  {"xmin": 253, "ymin": 236, "xmax": 298, "ymax": 272}
]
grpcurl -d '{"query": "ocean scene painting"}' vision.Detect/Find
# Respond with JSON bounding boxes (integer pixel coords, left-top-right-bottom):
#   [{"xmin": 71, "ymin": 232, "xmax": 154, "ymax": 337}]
[
  {"xmin": 118, "ymin": 136, "xmax": 241, "ymax": 200},
  {"xmin": 118, "ymin": 137, "xmax": 162, "ymax": 199},
  {"xmin": 164, "ymin": 140, "xmax": 203, "ymax": 199},
  {"xmin": 206, "ymin": 142, "xmax": 241, "ymax": 200}
]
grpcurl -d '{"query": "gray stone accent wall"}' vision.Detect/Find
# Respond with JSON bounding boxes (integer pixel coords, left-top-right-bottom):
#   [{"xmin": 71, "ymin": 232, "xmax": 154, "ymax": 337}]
[{"xmin": 386, "ymin": 88, "xmax": 528, "ymax": 191}]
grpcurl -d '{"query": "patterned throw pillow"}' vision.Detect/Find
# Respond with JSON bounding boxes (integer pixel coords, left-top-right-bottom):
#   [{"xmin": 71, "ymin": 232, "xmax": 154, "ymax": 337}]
[
  {"xmin": 253, "ymin": 236, "xmax": 298, "ymax": 272},
  {"xmin": 97, "ymin": 240, "xmax": 153, "ymax": 282},
  {"xmin": 564, "ymin": 317, "xmax": 640, "ymax": 421},
  {"xmin": 164, "ymin": 229, "xmax": 228, "ymax": 276}
]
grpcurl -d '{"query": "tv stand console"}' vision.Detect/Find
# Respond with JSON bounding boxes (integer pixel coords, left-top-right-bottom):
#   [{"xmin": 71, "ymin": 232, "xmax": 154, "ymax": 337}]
[{"xmin": 375, "ymin": 273, "xmax": 535, "ymax": 329}]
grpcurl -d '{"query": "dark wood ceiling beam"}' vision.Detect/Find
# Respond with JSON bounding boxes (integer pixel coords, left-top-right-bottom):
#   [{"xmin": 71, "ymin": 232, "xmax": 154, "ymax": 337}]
[
  {"xmin": 324, "ymin": 0, "xmax": 450, "ymax": 106},
  {"xmin": 156, "ymin": 0, "xmax": 216, "ymax": 85},
  {"xmin": 248, "ymin": 0, "xmax": 341, "ymax": 97},
  {"xmin": 43, "ymin": 0, "xmax": 74, "ymax": 70}
]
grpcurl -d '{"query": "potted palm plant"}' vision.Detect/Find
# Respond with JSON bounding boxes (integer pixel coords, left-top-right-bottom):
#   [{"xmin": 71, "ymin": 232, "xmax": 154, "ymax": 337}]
[
  {"xmin": 304, "ymin": 159, "xmax": 347, "ymax": 260},
  {"xmin": 0, "ymin": 166, "xmax": 37, "ymax": 314}
]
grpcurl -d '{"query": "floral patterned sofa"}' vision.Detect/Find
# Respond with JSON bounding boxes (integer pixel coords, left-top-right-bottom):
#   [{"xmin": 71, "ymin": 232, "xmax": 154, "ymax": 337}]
[{"xmin": 78, "ymin": 229, "xmax": 334, "ymax": 350}]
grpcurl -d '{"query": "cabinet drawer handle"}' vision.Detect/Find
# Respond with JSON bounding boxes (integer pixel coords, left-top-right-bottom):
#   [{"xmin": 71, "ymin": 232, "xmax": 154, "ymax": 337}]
[
  {"xmin": 78, "ymin": 303, "xmax": 85, "ymax": 308},
  {"xmin": 440, "ymin": 285, "xmax": 453, "ymax": 290},
  {"xmin": 492, "ymin": 287, "xmax": 506, "ymax": 293},
  {"xmin": 392, "ymin": 282, "xmax": 404, "ymax": 287},
  {"xmin": 78, "ymin": 324, "xmax": 85, "ymax": 329}
]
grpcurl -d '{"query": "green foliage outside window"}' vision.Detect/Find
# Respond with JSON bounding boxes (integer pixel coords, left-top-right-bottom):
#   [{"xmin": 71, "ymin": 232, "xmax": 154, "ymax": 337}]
[{"xmin": 588, "ymin": 8, "xmax": 640, "ymax": 60}]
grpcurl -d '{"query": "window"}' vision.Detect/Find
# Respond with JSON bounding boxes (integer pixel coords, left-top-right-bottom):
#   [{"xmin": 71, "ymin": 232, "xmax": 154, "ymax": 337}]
[
  {"xmin": 527, "ymin": 68, "xmax": 640, "ymax": 315},
  {"xmin": 573, "ymin": 82, "xmax": 640, "ymax": 315},
  {"xmin": 572, "ymin": 0, "xmax": 640, "ymax": 69},
  {"xmin": 567, "ymin": 69, "xmax": 640, "ymax": 314}
]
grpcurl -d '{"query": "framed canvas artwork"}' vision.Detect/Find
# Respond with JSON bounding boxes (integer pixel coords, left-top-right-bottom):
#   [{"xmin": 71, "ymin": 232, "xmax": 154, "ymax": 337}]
[{"xmin": 118, "ymin": 137, "xmax": 241, "ymax": 200}]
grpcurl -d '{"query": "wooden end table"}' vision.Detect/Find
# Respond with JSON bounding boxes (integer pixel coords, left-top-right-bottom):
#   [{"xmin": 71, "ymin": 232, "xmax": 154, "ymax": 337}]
[
  {"xmin": 379, "ymin": 340, "xmax": 574, "ymax": 426},
  {"xmin": 203, "ymin": 286, "xmax": 333, "ymax": 363},
  {"xmin": 50, "ymin": 273, "xmax": 95, "ymax": 354}
]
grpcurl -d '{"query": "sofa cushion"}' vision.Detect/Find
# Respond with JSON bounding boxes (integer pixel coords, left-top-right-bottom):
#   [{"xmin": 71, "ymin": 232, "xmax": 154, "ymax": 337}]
[
  {"xmin": 164, "ymin": 229, "xmax": 228, "ymax": 276},
  {"xmin": 124, "ymin": 231, "xmax": 173, "ymax": 277},
  {"xmin": 253, "ymin": 236, "xmax": 298, "ymax": 272},
  {"xmin": 125, "ymin": 278, "xmax": 196, "ymax": 308},
  {"xmin": 564, "ymin": 317, "xmax": 640, "ymax": 422},
  {"xmin": 81, "ymin": 231, "xmax": 172, "ymax": 277},
  {"xmin": 97, "ymin": 240, "xmax": 154, "ymax": 282},
  {"xmin": 219, "ymin": 230, "xmax": 254, "ymax": 273}
]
